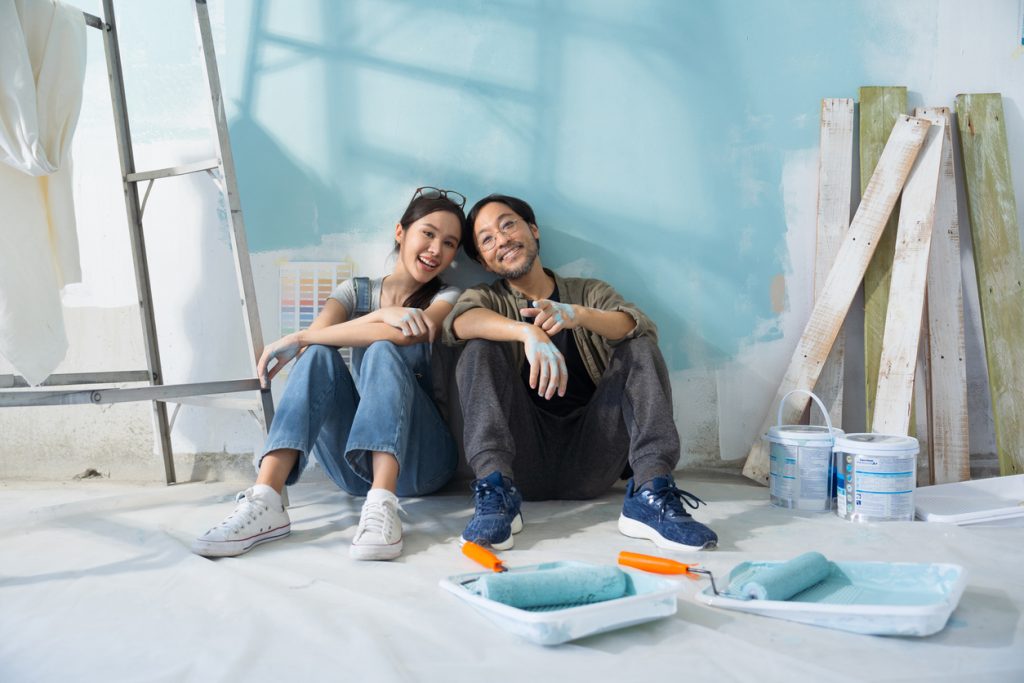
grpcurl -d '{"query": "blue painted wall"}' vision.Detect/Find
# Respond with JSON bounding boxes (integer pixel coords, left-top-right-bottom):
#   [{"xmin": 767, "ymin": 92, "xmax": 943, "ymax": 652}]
[{"xmin": 220, "ymin": 0, "xmax": 879, "ymax": 370}]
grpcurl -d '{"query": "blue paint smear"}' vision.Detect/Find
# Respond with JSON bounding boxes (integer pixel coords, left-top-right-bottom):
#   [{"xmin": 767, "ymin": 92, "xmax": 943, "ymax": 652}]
[{"xmin": 222, "ymin": 0, "xmax": 878, "ymax": 369}]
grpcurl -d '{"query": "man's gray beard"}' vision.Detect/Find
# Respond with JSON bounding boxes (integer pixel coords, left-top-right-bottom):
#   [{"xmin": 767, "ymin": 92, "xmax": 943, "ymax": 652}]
[{"xmin": 496, "ymin": 243, "xmax": 537, "ymax": 280}]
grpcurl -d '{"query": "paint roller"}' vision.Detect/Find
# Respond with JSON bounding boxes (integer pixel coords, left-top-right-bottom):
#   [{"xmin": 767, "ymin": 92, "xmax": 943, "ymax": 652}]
[
  {"xmin": 723, "ymin": 551, "xmax": 835, "ymax": 601},
  {"xmin": 461, "ymin": 542, "xmax": 630, "ymax": 609}
]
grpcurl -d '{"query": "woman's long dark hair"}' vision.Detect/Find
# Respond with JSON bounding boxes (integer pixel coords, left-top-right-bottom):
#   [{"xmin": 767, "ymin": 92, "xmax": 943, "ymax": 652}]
[{"xmin": 395, "ymin": 193, "xmax": 466, "ymax": 310}]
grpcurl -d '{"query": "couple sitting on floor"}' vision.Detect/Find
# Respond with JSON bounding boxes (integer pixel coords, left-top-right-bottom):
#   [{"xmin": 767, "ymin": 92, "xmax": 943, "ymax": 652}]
[{"xmin": 192, "ymin": 187, "xmax": 718, "ymax": 561}]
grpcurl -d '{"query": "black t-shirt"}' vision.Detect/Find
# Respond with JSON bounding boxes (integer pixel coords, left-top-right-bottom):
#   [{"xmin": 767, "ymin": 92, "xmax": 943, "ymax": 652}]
[{"xmin": 520, "ymin": 284, "xmax": 597, "ymax": 417}]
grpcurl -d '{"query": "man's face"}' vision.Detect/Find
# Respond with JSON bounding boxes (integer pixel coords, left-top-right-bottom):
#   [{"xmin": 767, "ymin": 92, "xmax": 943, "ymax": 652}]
[{"xmin": 473, "ymin": 202, "xmax": 539, "ymax": 279}]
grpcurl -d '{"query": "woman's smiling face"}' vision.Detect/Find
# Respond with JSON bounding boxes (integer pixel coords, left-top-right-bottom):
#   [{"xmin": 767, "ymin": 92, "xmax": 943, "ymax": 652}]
[{"xmin": 396, "ymin": 210, "xmax": 462, "ymax": 283}]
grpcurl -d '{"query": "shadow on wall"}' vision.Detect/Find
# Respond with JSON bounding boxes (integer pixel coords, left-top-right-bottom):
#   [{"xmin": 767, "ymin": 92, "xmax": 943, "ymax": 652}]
[
  {"xmin": 229, "ymin": 114, "xmax": 344, "ymax": 252},
  {"xmin": 224, "ymin": 0, "xmax": 876, "ymax": 372}
]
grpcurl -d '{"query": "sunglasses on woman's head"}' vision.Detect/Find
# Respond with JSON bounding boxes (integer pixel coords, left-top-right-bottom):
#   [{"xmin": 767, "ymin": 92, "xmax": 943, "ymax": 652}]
[{"xmin": 412, "ymin": 186, "xmax": 466, "ymax": 209}]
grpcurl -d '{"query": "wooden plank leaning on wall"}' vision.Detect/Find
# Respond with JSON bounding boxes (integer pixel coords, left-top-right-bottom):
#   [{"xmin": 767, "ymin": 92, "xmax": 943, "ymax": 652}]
[
  {"xmin": 917, "ymin": 106, "xmax": 969, "ymax": 484},
  {"xmin": 810, "ymin": 98, "xmax": 854, "ymax": 428},
  {"xmin": 743, "ymin": 116, "xmax": 930, "ymax": 484},
  {"xmin": 871, "ymin": 118, "xmax": 945, "ymax": 436},
  {"xmin": 955, "ymin": 93, "xmax": 1024, "ymax": 476},
  {"xmin": 860, "ymin": 86, "xmax": 908, "ymax": 430}
]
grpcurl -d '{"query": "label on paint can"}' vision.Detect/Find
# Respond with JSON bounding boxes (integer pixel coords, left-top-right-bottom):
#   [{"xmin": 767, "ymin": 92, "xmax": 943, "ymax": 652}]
[
  {"xmin": 834, "ymin": 433, "xmax": 918, "ymax": 522},
  {"xmin": 766, "ymin": 425, "xmax": 840, "ymax": 511}
]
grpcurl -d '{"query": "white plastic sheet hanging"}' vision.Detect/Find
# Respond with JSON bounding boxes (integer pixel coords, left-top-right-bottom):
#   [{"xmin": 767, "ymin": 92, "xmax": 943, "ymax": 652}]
[{"xmin": 0, "ymin": 0, "xmax": 87, "ymax": 385}]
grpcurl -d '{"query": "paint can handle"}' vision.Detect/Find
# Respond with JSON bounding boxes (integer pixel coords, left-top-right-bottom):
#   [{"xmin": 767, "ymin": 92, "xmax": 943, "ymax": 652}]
[{"xmin": 776, "ymin": 389, "xmax": 836, "ymax": 435}]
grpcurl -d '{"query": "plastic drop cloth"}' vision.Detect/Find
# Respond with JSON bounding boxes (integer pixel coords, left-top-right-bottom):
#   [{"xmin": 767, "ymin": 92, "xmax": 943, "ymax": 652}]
[
  {"xmin": 0, "ymin": 0, "xmax": 86, "ymax": 385},
  {"xmin": 1, "ymin": 471, "xmax": 1021, "ymax": 682}
]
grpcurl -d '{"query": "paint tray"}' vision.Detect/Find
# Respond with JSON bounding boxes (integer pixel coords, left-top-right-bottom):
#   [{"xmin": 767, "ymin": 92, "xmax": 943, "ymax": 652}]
[
  {"xmin": 915, "ymin": 474, "xmax": 1024, "ymax": 526},
  {"xmin": 694, "ymin": 561, "xmax": 967, "ymax": 636},
  {"xmin": 439, "ymin": 561, "xmax": 682, "ymax": 645}
]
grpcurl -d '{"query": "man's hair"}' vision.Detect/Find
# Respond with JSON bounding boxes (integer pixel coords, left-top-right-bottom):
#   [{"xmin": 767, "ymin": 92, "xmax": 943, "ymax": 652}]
[{"xmin": 464, "ymin": 193, "xmax": 538, "ymax": 263}]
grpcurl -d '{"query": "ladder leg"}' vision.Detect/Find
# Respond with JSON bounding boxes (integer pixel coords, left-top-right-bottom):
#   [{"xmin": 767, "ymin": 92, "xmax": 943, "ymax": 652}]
[
  {"xmin": 193, "ymin": 0, "xmax": 278, "ymax": 490},
  {"xmin": 154, "ymin": 401, "xmax": 176, "ymax": 484},
  {"xmin": 101, "ymin": 0, "xmax": 176, "ymax": 484}
]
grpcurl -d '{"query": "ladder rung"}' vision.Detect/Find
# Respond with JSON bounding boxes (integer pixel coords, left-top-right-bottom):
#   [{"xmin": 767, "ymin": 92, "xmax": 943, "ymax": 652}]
[
  {"xmin": 83, "ymin": 11, "xmax": 105, "ymax": 30},
  {"xmin": 0, "ymin": 371, "xmax": 151, "ymax": 388},
  {"xmin": 161, "ymin": 393, "xmax": 262, "ymax": 412},
  {"xmin": 126, "ymin": 158, "xmax": 220, "ymax": 183},
  {"xmin": 0, "ymin": 379, "xmax": 262, "ymax": 408}
]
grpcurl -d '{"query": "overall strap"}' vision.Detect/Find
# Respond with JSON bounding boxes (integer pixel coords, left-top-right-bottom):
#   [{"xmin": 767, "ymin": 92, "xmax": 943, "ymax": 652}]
[{"xmin": 353, "ymin": 276, "xmax": 371, "ymax": 317}]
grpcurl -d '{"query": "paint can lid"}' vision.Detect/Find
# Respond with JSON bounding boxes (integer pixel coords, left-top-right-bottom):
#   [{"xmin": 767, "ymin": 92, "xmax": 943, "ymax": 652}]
[
  {"xmin": 833, "ymin": 433, "xmax": 919, "ymax": 455},
  {"xmin": 765, "ymin": 425, "xmax": 843, "ymax": 445}
]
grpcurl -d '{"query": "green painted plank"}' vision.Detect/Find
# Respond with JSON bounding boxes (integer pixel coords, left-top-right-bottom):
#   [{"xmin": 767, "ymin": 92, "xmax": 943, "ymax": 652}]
[
  {"xmin": 859, "ymin": 86, "xmax": 907, "ymax": 429},
  {"xmin": 955, "ymin": 93, "xmax": 1024, "ymax": 476}
]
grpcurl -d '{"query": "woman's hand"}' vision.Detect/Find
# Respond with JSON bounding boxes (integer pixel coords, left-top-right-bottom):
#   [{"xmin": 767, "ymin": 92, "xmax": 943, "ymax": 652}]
[
  {"xmin": 257, "ymin": 333, "xmax": 303, "ymax": 388},
  {"xmin": 376, "ymin": 306, "xmax": 434, "ymax": 340}
]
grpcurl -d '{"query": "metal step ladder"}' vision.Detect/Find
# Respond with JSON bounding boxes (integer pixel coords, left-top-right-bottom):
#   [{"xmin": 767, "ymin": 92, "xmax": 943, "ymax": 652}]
[{"xmin": 0, "ymin": 0, "xmax": 274, "ymax": 485}]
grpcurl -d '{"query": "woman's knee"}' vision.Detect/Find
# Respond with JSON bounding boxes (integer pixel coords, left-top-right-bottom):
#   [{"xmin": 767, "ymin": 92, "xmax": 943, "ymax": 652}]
[
  {"xmin": 298, "ymin": 344, "xmax": 344, "ymax": 367},
  {"xmin": 363, "ymin": 340, "xmax": 430, "ymax": 377},
  {"xmin": 364, "ymin": 340, "xmax": 421, "ymax": 366},
  {"xmin": 364, "ymin": 340, "xmax": 401, "ymax": 357}
]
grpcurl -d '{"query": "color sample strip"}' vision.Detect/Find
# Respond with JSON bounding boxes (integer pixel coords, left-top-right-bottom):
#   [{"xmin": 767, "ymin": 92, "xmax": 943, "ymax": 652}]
[
  {"xmin": 917, "ymin": 107, "xmax": 969, "ymax": 484},
  {"xmin": 743, "ymin": 116, "xmax": 930, "ymax": 484},
  {"xmin": 811, "ymin": 98, "xmax": 854, "ymax": 428},
  {"xmin": 955, "ymin": 93, "xmax": 1024, "ymax": 476},
  {"xmin": 871, "ymin": 119, "xmax": 944, "ymax": 436},
  {"xmin": 859, "ymin": 86, "xmax": 907, "ymax": 429},
  {"xmin": 279, "ymin": 260, "xmax": 356, "ymax": 374}
]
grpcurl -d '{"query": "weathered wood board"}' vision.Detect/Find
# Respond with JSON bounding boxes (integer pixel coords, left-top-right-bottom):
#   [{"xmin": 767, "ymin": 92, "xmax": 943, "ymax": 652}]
[
  {"xmin": 955, "ymin": 93, "xmax": 1024, "ymax": 476},
  {"xmin": 860, "ymin": 86, "xmax": 907, "ymax": 428},
  {"xmin": 918, "ymin": 106, "xmax": 969, "ymax": 483},
  {"xmin": 811, "ymin": 98, "xmax": 854, "ymax": 428},
  {"xmin": 743, "ymin": 116, "xmax": 930, "ymax": 484},
  {"xmin": 872, "ymin": 119, "xmax": 944, "ymax": 436}
]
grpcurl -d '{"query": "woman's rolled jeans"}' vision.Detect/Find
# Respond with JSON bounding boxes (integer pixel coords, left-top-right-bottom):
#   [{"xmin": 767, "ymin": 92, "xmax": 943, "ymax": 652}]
[{"xmin": 257, "ymin": 342, "xmax": 457, "ymax": 496}]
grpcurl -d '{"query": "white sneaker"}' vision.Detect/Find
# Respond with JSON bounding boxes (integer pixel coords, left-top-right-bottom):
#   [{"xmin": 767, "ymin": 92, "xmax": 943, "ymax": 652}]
[
  {"xmin": 191, "ymin": 486, "xmax": 291, "ymax": 557},
  {"xmin": 350, "ymin": 488, "xmax": 403, "ymax": 561}
]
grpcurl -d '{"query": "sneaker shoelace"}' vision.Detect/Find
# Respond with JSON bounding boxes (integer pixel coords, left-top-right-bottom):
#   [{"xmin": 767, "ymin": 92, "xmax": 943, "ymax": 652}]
[
  {"xmin": 355, "ymin": 499, "xmax": 403, "ymax": 541},
  {"xmin": 471, "ymin": 478, "xmax": 513, "ymax": 517},
  {"xmin": 213, "ymin": 489, "xmax": 266, "ymax": 532},
  {"xmin": 648, "ymin": 481, "xmax": 707, "ymax": 522}
]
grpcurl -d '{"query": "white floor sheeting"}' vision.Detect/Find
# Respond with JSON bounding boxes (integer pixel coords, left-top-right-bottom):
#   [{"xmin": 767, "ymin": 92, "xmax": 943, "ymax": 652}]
[{"xmin": 1, "ymin": 470, "xmax": 1022, "ymax": 682}]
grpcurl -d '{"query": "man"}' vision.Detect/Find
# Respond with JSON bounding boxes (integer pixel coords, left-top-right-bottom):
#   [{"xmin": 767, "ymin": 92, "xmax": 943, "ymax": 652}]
[{"xmin": 442, "ymin": 193, "xmax": 717, "ymax": 551}]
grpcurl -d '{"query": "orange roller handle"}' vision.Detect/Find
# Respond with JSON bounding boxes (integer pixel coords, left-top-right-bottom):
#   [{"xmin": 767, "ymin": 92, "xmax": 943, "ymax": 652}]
[
  {"xmin": 618, "ymin": 551, "xmax": 697, "ymax": 577},
  {"xmin": 463, "ymin": 541, "xmax": 506, "ymax": 572}
]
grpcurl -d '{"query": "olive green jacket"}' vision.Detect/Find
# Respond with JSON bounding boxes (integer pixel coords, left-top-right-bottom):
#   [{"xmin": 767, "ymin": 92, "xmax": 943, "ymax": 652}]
[{"xmin": 441, "ymin": 269, "xmax": 656, "ymax": 384}]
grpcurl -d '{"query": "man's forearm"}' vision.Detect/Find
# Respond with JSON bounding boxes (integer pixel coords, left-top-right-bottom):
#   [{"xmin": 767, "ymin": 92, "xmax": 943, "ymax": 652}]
[
  {"xmin": 452, "ymin": 307, "xmax": 533, "ymax": 343},
  {"xmin": 574, "ymin": 306, "xmax": 636, "ymax": 341}
]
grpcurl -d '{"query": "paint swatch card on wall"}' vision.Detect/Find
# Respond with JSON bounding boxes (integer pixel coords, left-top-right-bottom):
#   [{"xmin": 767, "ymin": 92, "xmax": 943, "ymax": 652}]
[{"xmin": 278, "ymin": 260, "xmax": 356, "ymax": 374}]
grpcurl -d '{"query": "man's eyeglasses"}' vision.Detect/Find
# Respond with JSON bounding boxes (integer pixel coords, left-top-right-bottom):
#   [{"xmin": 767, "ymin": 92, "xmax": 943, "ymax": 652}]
[
  {"xmin": 478, "ymin": 217, "xmax": 523, "ymax": 253},
  {"xmin": 412, "ymin": 186, "xmax": 466, "ymax": 209}
]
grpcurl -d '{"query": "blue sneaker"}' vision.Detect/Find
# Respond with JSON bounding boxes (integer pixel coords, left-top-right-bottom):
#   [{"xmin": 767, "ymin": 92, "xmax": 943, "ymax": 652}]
[
  {"xmin": 460, "ymin": 471, "xmax": 524, "ymax": 550},
  {"xmin": 618, "ymin": 476, "xmax": 717, "ymax": 551}
]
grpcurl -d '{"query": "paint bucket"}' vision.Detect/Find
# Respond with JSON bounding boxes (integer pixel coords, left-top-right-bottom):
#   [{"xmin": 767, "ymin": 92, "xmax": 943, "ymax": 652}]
[
  {"xmin": 834, "ymin": 433, "xmax": 918, "ymax": 522},
  {"xmin": 765, "ymin": 390, "xmax": 843, "ymax": 511}
]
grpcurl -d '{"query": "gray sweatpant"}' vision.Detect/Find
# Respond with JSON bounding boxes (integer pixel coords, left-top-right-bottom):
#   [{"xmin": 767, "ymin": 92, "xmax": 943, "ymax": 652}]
[{"xmin": 455, "ymin": 336, "xmax": 679, "ymax": 501}]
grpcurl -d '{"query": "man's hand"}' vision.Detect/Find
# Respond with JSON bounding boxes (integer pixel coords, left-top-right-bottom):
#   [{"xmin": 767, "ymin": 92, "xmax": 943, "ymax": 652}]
[
  {"xmin": 377, "ymin": 306, "xmax": 433, "ymax": 339},
  {"xmin": 521, "ymin": 326, "xmax": 568, "ymax": 400},
  {"xmin": 257, "ymin": 333, "xmax": 303, "ymax": 388},
  {"xmin": 520, "ymin": 299, "xmax": 579, "ymax": 336}
]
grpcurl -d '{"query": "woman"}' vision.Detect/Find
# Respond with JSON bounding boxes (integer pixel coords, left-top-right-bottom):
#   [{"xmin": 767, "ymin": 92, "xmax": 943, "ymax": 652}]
[{"xmin": 192, "ymin": 187, "xmax": 466, "ymax": 561}]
